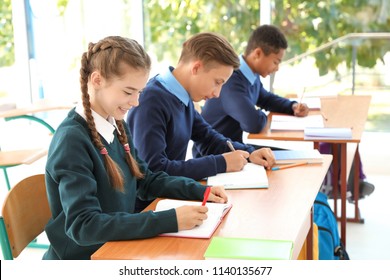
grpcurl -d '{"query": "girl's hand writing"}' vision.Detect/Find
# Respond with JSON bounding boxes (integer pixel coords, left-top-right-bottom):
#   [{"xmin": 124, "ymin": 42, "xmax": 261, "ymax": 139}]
[{"xmin": 175, "ymin": 205, "xmax": 208, "ymax": 231}]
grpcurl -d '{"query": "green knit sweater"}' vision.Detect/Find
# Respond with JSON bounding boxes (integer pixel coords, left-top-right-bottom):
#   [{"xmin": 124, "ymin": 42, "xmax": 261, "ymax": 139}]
[{"xmin": 43, "ymin": 108, "xmax": 206, "ymax": 259}]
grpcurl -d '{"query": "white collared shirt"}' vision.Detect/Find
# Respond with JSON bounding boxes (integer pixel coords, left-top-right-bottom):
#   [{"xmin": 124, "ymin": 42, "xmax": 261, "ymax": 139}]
[
  {"xmin": 156, "ymin": 66, "xmax": 190, "ymax": 106},
  {"xmin": 75, "ymin": 103, "xmax": 120, "ymax": 144},
  {"xmin": 239, "ymin": 55, "xmax": 257, "ymax": 85}
]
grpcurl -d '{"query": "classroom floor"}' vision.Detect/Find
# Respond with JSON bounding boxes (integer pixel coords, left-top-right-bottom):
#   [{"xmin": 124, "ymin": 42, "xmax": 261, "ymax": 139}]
[
  {"xmin": 246, "ymin": 131, "xmax": 390, "ymax": 260},
  {"xmin": 1, "ymin": 126, "xmax": 389, "ymax": 260},
  {"xmin": 342, "ymin": 131, "xmax": 390, "ymax": 260}
]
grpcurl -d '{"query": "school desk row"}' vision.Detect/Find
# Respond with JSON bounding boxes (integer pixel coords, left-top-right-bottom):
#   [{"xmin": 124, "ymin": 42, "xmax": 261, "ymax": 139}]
[
  {"xmin": 91, "ymin": 155, "xmax": 333, "ymax": 260},
  {"xmin": 1, "ymin": 95, "xmax": 370, "ymax": 259},
  {"xmin": 92, "ymin": 94, "xmax": 370, "ymax": 260}
]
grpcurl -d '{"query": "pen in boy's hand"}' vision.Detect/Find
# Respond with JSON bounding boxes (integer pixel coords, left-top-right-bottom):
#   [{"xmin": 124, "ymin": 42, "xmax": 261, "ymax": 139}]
[
  {"xmin": 226, "ymin": 140, "xmax": 235, "ymax": 152},
  {"xmin": 202, "ymin": 187, "xmax": 211, "ymax": 206}
]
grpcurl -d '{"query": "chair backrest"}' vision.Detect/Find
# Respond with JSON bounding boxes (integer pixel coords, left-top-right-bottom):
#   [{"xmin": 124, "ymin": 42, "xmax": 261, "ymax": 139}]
[{"xmin": 0, "ymin": 174, "xmax": 51, "ymax": 259}]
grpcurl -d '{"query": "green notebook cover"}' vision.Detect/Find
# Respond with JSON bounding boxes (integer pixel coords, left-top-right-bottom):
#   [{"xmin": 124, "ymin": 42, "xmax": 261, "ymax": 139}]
[{"xmin": 204, "ymin": 237, "xmax": 293, "ymax": 260}]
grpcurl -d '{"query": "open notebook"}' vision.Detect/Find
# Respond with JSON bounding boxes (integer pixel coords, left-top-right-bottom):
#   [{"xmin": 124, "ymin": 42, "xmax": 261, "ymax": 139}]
[
  {"xmin": 155, "ymin": 199, "xmax": 232, "ymax": 239},
  {"xmin": 207, "ymin": 163, "xmax": 268, "ymax": 189}
]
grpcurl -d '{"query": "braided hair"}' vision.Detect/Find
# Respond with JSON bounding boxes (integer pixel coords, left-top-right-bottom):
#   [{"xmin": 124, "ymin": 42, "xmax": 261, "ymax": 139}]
[{"xmin": 79, "ymin": 36, "xmax": 151, "ymax": 192}]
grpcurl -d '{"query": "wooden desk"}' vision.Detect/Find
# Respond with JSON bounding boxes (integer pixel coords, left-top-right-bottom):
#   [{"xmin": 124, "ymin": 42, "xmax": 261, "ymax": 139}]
[
  {"xmin": 91, "ymin": 155, "xmax": 332, "ymax": 260},
  {"xmin": 248, "ymin": 95, "xmax": 371, "ymax": 247},
  {"xmin": 0, "ymin": 149, "xmax": 48, "ymax": 190},
  {"xmin": 0, "ymin": 99, "xmax": 75, "ymax": 134},
  {"xmin": 0, "ymin": 100, "xmax": 74, "ymax": 190},
  {"xmin": 0, "ymin": 149, "xmax": 47, "ymax": 166}
]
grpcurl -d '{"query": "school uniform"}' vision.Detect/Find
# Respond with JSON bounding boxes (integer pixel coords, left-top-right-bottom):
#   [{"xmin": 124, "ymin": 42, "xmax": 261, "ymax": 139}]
[
  {"xmin": 200, "ymin": 55, "xmax": 296, "ymax": 143},
  {"xmin": 199, "ymin": 56, "xmax": 374, "ymax": 200},
  {"xmin": 43, "ymin": 106, "xmax": 206, "ymax": 260},
  {"xmin": 126, "ymin": 66, "xmax": 255, "ymax": 184}
]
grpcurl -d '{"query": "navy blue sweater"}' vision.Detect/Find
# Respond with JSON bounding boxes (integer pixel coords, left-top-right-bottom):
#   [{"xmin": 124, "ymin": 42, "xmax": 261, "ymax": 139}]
[
  {"xmin": 126, "ymin": 68, "xmax": 255, "ymax": 181},
  {"xmin": 200, "ymin": 57, "xmax": 295, "ymax": 143}
]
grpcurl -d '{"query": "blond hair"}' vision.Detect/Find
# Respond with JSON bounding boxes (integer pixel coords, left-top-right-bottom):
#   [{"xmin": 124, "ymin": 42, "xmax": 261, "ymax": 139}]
[{"xmin": 179, "ymin": 32, "xmax": 240, "ymax": 69}]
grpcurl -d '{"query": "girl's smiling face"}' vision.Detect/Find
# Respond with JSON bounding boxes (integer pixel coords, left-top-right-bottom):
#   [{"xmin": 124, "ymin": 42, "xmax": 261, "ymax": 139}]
[{"xmin": 89, "ymin": 63, "xmax": 149, "ymax": 120}]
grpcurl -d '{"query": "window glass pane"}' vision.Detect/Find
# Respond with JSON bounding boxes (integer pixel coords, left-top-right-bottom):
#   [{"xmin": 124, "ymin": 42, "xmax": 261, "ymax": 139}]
[
  {"xmin": 143, "ymin": 0, "xmax": 260, "ymax": 74},
  {"xmin": 1, "ymin": 0, "xmax": 143, "ymax": 106},
  {"xmin": 0, "ymin": 0, "xmax": 15, "ymax": 106}
]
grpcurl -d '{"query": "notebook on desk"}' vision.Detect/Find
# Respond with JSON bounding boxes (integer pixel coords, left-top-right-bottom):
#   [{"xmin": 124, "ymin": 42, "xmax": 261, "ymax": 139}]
[
  {"xmin": 206, "ymin": 163, "xmax": 268, "ymax": 189},
  {"xmin": 304, "ymin": 127, "xmax": 353, "ymax": 140},
  {"xmin": 273, "ymin": 149, "xmax": 324, "ymax": 164},
  {"xmin": 270, "ymin": 115, "xmax": 324, "ymax": 131},
  {"xmin": 204, "ymin": 237, "xmax": 293, "ymax": 260},
  {"xmin": 155, "ymin": 199, "xmax": 232, "ymax": 239},
  {"xmin": 291, "ymin": 97, "xmax": 321, "ymax": 110}
]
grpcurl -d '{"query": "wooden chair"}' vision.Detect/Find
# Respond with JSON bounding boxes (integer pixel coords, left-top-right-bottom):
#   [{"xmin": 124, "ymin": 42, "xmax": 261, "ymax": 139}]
[
  {"xmin": 0, "ymin": 174, "xmax": 51, "ymax": 259},
  {"xmin": 0, "ymin": 149, "xmax": 47, "ymax": 191}
]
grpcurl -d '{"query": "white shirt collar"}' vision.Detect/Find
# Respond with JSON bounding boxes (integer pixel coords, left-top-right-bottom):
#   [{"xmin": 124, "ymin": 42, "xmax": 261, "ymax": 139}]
[
  {"xmin": 239, "ymin": 55, "xmax": 257, "ymax": 85},
  {"xmin": 75, "ymin": 103, "xmax": 120, "ymax": 144},
  {"xmin": 156, "ymin": 66, "xmax": 190, "ymax": 106}
]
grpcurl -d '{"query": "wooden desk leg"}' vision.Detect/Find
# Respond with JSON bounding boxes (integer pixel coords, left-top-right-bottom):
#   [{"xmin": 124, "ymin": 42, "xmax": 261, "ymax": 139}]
[
  {"xmin": 332, "ymin": 143, "xmax": 340, "ymax": 217},
  {"xmin": 354, "ymin": 146, "xmax": 360, "ymax": 219},
  {"xmin": 340, "ymin": 143, "xmax": 347, "ymax": 247},
  {"xmin": 306, "ymin": 207, "xmax": 314, "ymax": 260},
  {"xmin": 347, "ymin": 144, "xmax": 365, "ymax": 224}
]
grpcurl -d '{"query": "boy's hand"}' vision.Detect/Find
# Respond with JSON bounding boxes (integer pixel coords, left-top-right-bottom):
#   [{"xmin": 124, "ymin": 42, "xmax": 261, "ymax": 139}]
[
  {"xmin": 249, "ymin": 148, "xmax": 275, "ymax": 169},
  {"xmin": 292, "ymin": 103, "xmax": 309, "ymax": 117}
]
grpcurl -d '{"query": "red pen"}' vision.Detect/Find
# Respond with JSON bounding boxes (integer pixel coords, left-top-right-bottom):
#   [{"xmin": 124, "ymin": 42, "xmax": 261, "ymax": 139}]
[{"xmin": 202, "ymin": 187, "xmax": 211, "ymax": 206}]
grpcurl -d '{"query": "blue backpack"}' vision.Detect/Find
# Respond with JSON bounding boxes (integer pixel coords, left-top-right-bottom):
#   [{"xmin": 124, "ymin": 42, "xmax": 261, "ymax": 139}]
[{"xmin": 314, "ymin": 192, "xmax": 349, "ymax": 260}]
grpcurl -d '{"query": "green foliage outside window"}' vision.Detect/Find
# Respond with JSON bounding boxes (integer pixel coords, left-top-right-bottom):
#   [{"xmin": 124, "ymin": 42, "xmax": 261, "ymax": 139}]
[
  {"xmin": 144, "ymin": 0, "xmax": 390, "ymax": 76},
  {"xmin": 143, "ymin": 0, "xmax": 260, "ymax": 64},
  {"xmin": 273, "ymin": 0, "xmax": 390, "ymax": 75},
  {"xmin": 1, "ymin": 0, "xmax": 389, "ymax": 76},
  {"xmin": 0, "ymin": 0, "xmax": 14, "ymax": 67}
]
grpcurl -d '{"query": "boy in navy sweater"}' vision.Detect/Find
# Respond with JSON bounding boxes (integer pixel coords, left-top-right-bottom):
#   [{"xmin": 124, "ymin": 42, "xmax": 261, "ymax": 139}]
[
  {"xmin": 197, "ymin": 24, "xmax": 308, "ymax": 146},
  {"xmin": 197, "ymin": 25, "xmax": 373, "ymax": 201},
  {"xmin": 127, "ymin": 32, "xmax": 275, "ymax": 211}
]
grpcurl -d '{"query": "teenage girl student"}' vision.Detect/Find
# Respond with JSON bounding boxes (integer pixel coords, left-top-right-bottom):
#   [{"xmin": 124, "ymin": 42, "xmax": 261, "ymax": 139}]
[{"xmin": 43, "ymin": 36, "xmax": 227, "ymax": 260}]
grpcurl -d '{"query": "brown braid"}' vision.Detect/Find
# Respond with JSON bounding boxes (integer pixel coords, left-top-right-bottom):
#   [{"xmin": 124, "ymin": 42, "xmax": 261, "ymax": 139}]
[
  {"xmin": 116, "ymin": 121, "xmax": 144, "ymax": 179},
  {"xmin": 79, "ymin": 36, "xmax": 150, "ymax": 192}
]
